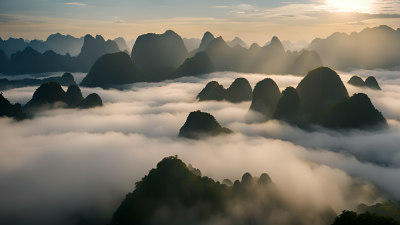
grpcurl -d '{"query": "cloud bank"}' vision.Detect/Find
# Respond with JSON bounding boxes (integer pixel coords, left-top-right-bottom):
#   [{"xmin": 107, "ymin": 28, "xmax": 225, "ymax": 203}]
[{"xmin": 1, "ymin": 70, "xmax": 400, "ymax": 225}]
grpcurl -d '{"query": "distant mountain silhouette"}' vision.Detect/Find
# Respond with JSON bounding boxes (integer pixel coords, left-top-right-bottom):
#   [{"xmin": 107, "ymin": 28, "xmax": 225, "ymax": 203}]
[
  {"xmin": 273, "ymin": 87, "xmax": 300, "ymax": 123},
  {"xmin": 183, "ymin": 37, "xmax": 201, "ymax": 52},
  {"xmin": 249, "ymin": 78, "xmax": 281, "ymax": 117},
  {"xmin": 174, "ymin": 52, "xmax": 215, "ymax": 78},
  {"xmin": 296, "ymin": 67, "xmax": 349, "ymax": 124},
  {"xmin": 131, "ymin": 30, "xmax": 189, "ymax": 73},
  {"xmin": 24, "ymin": 82, "xmax": 102, "ymax": 111},
  {"xmin": 0, "ymin": 72, "xmax": 76, "ymax": 91},
  {"xmin": 46, "ymin": 33, "xmax": 84, "ymax": 56},
  {"xmin": 76, "ymin": 35, "xmax": 120, "ymax": 71},
  {"xmin": 347, "ymin": 75, "xmax": 381, "ymax": 90},
  {"xmin": 308, "ymin": 25, "xmax": 400, "ymax": 70},
  {"xmin": 324, "ymin": 93, "xmax": 387, "ymax": 129},
  {"xmin": 81, "ymin": 52, "xmax": 140, "ymax": 88},
  {"xmin": 0, "ymin": 93, "xmax": 27, "ymax": 120},
  {"xmin": 179, "ymin": 110, "xmax": 232, "ymax": 139},
  {"xmin": 3, "ymin": 35, "xmax": 120, "ymax": 74},
  {"xmin": 227, "ymin": 37, "xmax": 248, "ymax": 48},
  {"xmin": 197, "ymin": 78, "xmax": 252, "ymax": 103},
  {"xmin": 0, "ymin": 33, "xmax": 84, "ymax": 57},
  {"xmin": 198, "ymin": 31, "xmax": 215, "ymax": 52},
  {"xmin": 0, "ymin": 38, "xmax": 28, "ymax": 57},
  {"xmin": 113, "ymin": 37, "xmax": 130, "ymax": 53},
  {"xmin": 203, "ymin": 36, "xmax": 322, "ymax": 75}
]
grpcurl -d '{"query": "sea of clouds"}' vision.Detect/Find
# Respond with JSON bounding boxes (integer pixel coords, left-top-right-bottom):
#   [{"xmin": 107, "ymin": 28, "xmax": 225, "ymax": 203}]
[{"xmin": 1, "ymin": 70, "xmax": 400, "ymax": 225}]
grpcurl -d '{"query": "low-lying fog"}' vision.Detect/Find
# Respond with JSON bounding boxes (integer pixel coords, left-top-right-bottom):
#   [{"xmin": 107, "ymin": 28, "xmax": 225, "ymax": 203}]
[{"xmin": 1, "ymin": 70, "xmax": 400, "ymax": 225}]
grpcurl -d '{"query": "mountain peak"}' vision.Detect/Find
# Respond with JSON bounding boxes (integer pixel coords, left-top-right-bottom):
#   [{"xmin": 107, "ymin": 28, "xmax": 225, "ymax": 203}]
[
  {"xmin": 95, "ymin": 35, "xmax": 105, "ymax": 42},
  {"xmin": 270, "ymin": 36, "xmax": 282, "ymax": 45},
  {"xmin": 199, "ymin": 31, "xmax": 215, "ymax": 51}
]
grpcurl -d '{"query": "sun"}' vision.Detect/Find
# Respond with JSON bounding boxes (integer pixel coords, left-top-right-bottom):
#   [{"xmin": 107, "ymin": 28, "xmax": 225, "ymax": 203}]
[{"xmin": 324, "ymin": 0, "xmax": 374, "ymax": 13}]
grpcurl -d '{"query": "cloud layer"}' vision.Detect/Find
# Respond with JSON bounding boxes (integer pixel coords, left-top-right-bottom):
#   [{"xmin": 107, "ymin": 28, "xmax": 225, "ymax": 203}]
[{"xmin": 1, "ymin": 70, "xmax": 400, "ymax": 225}]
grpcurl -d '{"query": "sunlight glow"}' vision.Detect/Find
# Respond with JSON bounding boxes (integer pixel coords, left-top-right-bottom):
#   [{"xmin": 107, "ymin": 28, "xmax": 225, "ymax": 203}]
[{"xmin": 324, "ymin": 0, "xmax": 374, "ymax": 13}]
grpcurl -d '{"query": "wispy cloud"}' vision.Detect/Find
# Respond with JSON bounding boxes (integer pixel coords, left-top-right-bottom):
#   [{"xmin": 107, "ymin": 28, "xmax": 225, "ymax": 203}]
[{"xmin": 64, "ymin": 2, "xmax": 87, "ymax": 6}]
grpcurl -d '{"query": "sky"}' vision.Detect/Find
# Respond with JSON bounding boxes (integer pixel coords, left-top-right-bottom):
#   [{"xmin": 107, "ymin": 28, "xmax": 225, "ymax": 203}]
[{"xmin": 0, "ymin": 0, "xmax": 400, "ymax": 49}]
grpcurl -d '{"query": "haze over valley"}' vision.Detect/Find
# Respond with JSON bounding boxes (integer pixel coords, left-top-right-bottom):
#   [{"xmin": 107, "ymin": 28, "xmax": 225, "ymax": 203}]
[{"xmin": 1, "ymin": 0, "xmax": 400, "ymax": 225}]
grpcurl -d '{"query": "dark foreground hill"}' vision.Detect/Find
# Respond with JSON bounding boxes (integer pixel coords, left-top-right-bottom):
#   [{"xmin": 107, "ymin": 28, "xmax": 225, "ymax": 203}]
[
  {"xmin": 0, "ymin": 93, "xmax": 27, "ymax": 120},
  {"xmin": 110, "ymin": 156, "xmax": 338, "ymax": 225}
]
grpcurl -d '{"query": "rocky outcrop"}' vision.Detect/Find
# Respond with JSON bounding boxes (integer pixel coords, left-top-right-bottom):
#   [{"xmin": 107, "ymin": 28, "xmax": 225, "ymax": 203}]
[
  {"xmin": 249, "ymin": 78, "xmax": 281, "ymax": 117},
  {"xmin": 179, "ymin": 110, "xmax": 232, "ymax": 139},
  {"xmin": 131, "ymin": 30, "xmax": 188, "ymax": 73},
  {"xmin": 81, "ymin": 52, "xmax": 140, "ymax": 88}
]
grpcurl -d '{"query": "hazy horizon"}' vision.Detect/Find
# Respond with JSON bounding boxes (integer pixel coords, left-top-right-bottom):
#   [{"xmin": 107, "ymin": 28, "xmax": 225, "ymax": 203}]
[{"xmin": 1, "ymin": 0, "xmax": 400, "ymax": 44}]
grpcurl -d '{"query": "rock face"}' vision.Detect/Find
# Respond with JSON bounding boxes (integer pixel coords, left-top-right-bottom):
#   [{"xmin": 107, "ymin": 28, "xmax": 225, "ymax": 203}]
[
  {"xmin": 81, "ymin": 52, "xmax": 140, "ymax": 88},
  {"xmin": 110, "ymin": 156, "xmax": 336, "ymax": 225},
  {"xmin": 65, "ymin": 85, "xmax": 84, "ymax": 107},
  {"xmin": 197, "ymin": 81, "xmax": 226, "ymax": 101},
  {"xmin": 198, "ymin": 31, "xmax": 215, "ymax": 52},
  {"xmin": 296, "ymin": 67, "xmax": 349, "ymax": 123},
  {"xmin": 289, "ymin": 50, "xmax": 323, "ymax": 76},
  {"xmin": 225, "ymin": 78, "xmax": 252, "ymax": 103},
  {"xmin": 131, "ymin": 30, "xmax": 189, "ymax": 73},
  {"xmin": 25, "ymin": 82, "xmax": 67, "ymax": 108},
  {"xmin": 109, "ymin": 156, "xmax": 227, "ymax": 225},
  {"xmin": 0, "ymin": 50, "xmax": 9, "ymax": 72},
  {"xmin": 348, "ymin": 75, "xmax": 382, "ymax": 90},
  {"xmin": 179, "ymin": 110, "xmax": 232, "ymax": 139},
  {"xmin": 0, "ymin": 93, "xmax": 26, "ymax": 120},
  {"xmin": 348, "ymin": 76, "xmax": 365, "ymax": 87},
  {"xmin": 174, "ymin": 52, "xmax": 215, "ymax": 77},
  {"xmin": 59, "ymin": 72, "xmax": 76, "ymax": 86},
  {"xmin": 24, "ymin": 82, "xmax": 102, "ymax": 111},
  {"xmin": 365, "ymin": 76, "xmax": 381, "ymax": 90},
  {"xmin": 248, "ymin": 67, "xmax": 387, "ymax": 130},
  {"xmin": 273, "ymin": 87, "xmax": 300, "ymax": 123},
  {"xmin": 249, "ymin": 78, "xmax": 281, "ymax": 117},
  {"xmin": 324, "ymin": 93, "xmax": 387, "ymax": 129},
  {"xmin": 78, "ymin": 93, "xmax": 103, "ymax": 109},
  {"xmin": 197, "ymin": 78, "xmax": 252, "ymax": 103}
]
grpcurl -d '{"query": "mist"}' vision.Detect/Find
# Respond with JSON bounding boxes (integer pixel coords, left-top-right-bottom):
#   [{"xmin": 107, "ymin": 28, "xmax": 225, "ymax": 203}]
[{"xmin": 1, "ymin": 70, "xmax": 400, "ymax": 225}]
